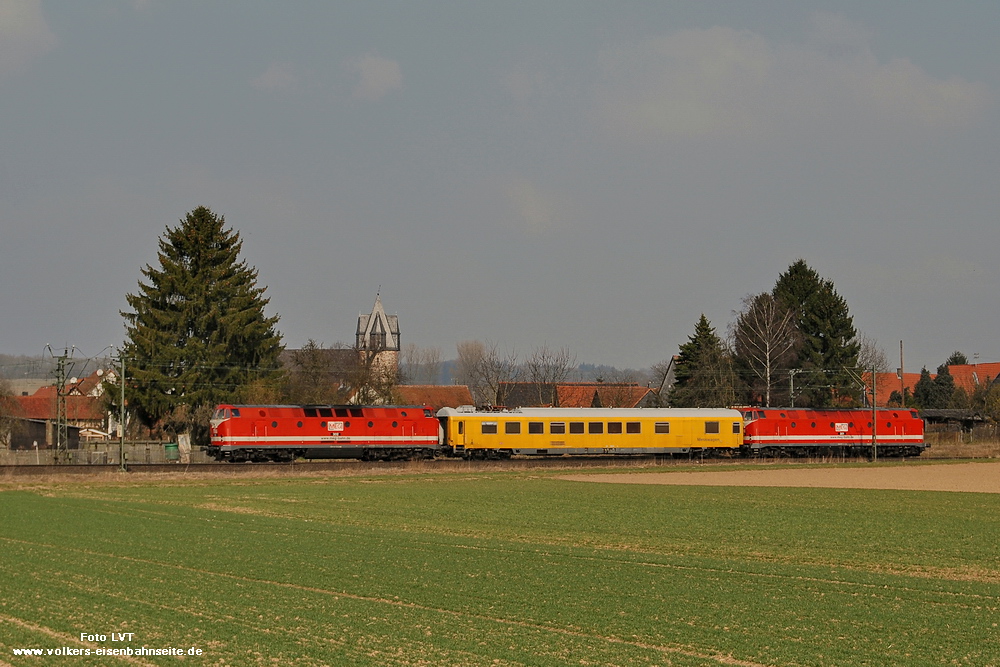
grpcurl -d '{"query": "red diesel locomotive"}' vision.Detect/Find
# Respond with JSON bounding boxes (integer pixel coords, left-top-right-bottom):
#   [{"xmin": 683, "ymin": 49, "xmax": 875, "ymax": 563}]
[
  {"xmin": 207, "ymin": 404, "xmax": 441, "ymax": 462},
  {"xmin": 741, "ymin": 407, "xmax": 925, "ymax": 457}
]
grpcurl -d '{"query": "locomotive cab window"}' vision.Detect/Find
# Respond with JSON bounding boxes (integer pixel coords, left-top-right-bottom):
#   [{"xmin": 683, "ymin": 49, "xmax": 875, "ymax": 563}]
[
  {"xmin": 482, "ymin": 422, "xmax": 498, "ymax": 434},
  {"xmin": 705, "ymin": 421, "xmax": 720, "ymax": 434}
]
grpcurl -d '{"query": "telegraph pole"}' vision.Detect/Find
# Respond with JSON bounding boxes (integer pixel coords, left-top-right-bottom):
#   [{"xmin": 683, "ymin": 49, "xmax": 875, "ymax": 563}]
[
  {"xmin": 116, "ymin": 349, "xmax": 127, "ymax": 472},
  {"xmin": 46, "ymin": 346, "xmax": 75, "ymax": 464},
  {"xmin": 871, "ymin": 367, "xmax": 878, "ymax": 462}
]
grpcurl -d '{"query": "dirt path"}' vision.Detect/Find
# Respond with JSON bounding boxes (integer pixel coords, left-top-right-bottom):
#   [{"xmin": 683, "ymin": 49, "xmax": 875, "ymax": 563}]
[{"xmin": 560, "ymin": 461, "xmax": 1000, "ymax": 493}]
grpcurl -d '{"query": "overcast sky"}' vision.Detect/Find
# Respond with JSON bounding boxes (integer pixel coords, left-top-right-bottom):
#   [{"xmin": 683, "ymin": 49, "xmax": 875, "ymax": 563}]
[{"xmin": 1, "ymin": 1, "xmax": 997, "ymax": 373}]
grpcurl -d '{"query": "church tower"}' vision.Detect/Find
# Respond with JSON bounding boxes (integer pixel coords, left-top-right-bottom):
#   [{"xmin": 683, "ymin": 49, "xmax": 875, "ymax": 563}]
[
  {"xmin": 356, "ymin": 292, "xmax": 400, "ymax": 352},
  {"xmin": 355, "ymin": 293, "xmax": 400, "ymax": 386}
]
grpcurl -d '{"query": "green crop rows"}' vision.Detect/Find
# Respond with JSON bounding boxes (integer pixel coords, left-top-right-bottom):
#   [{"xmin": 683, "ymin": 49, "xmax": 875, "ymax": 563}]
[{"xmin": 1, "ymin": 466, "xmax": 999, "ymax": 665}]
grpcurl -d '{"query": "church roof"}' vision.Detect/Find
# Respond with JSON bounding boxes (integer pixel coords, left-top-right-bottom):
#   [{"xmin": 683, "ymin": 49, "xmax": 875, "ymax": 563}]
[{"xmin": 356, "ymin": 294, "xmax": 399, "ymax": 351}]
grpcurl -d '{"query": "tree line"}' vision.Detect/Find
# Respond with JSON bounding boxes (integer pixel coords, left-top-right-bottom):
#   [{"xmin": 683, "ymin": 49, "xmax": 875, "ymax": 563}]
[{"xmin": 5, "ymin": 206, "xmax": 995, "ymax": 445}]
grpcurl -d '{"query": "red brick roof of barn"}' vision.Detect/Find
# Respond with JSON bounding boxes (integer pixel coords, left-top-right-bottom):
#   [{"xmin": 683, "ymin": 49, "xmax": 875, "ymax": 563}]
[
  {"xmin": 947, "ymin": 363, "xmax": 1000, "ymax": 394},
  {"xmin": 395, "ymin": 385, "xmax": 474, "ymax": 412},
  {"xmin": 14, "ymin": 394, "xmax": 105, "ymax": 421},
  {"xmin": 865, "ymin": 362, "xmax": 1000, "ymax": 406}
]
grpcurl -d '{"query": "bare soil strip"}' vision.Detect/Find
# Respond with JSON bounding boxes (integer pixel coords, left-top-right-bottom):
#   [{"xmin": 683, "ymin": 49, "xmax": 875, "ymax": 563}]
[{"xmin": 560, "ymin": 461, "xmax": 1000, "ymax": 493}]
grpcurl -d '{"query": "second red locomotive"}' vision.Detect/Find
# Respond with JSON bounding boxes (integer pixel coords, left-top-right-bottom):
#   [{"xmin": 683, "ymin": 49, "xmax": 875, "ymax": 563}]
[{"xmin": 741, "ymin": 407, "xmax": 925, "ymax": 457}]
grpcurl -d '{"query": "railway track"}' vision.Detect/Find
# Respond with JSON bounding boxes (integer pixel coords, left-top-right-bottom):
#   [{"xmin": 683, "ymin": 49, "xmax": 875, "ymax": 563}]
[{"xmin": 0, "ymin": 454, "xmax": 929, "ymax": 478}]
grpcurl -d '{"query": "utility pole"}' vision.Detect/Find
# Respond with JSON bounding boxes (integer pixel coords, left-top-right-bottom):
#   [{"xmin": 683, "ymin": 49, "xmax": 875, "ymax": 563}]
[
  {"xmin": 47, "ymin": 346, "xmax": 75, "ymax": 464},
  {"xmin": 117, "ymin": 349, "xmax": 127, "ymax": 472},
  {"xmin": 899, "ymin": 340, "xmax": 905, "ymax": 407},
  {"xmin": 789, "ymin": 369, "xmax": 803, "ymax": 407},
  {"xmin": 871, "ymin": 367, "xmax": 878, "ymax": 462}
]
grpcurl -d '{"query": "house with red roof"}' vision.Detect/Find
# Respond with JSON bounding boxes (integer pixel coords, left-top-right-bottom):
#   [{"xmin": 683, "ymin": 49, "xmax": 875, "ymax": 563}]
[
  {"xmin": 9, "ymin": 370, "xmax": 112, "ymax": 448},
  {"xmin": 864, "ymin": 362, "xmax": 1000, "ymax": 407},
  {"xmin": 497, "ymin": 382, "xmax": 658, "ymax": 408},
  {"xmin": 395, "ymin": 385, "xmax": 474, "ymax": 412}
]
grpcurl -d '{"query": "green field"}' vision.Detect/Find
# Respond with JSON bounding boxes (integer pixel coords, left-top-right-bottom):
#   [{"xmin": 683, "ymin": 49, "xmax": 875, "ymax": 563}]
[{"xmin": 1, "ymin": 466, "xmax": 999, "ymax": 666}]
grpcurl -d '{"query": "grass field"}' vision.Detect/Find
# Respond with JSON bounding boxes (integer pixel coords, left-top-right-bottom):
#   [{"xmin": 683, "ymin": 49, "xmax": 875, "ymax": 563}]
[{"xmin": 1, "ymin": 465, "xmax": 999, "ymax": 666}]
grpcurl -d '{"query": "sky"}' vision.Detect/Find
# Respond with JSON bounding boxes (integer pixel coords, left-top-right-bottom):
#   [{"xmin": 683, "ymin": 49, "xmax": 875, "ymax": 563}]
[{"xmin": 1, "ymin": 1, "xmax": 998, "ymax": 373}]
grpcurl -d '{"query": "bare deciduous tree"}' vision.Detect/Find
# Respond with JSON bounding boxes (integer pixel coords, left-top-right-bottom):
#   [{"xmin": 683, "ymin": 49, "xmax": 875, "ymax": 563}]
[
  {"xmin": 0, "ymin": 378, "xmax": 23, "ymax": 448},
  {"xmin": 282, "ymin": 340, "xmax": 350, "ymax": 404},
  {"xmin": 730, "ymin": 293, "xmax": 799, "ymax": 407},
  {"xmin": 399, "ymin": 344, "xmax": 442, "ymax": 385},
  {"xmin": 345, "ymin": 340, "xmax": 399, "ymax": 405},
  {"xmin": 856, "ymin": 333, "xmax": 890, "ymax": 373},
  {"xmin": 456, "ymin": 340, "xmax": 519, "ymax": 406},
  {"xmin": 523, "ymin": 345, "xmax": 576, "ymax": 405}
]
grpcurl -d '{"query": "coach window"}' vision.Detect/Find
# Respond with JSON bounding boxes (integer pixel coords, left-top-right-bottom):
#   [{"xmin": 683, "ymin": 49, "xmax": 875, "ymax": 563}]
[
  {"xmin": 550, "ymin": 422, "xmax": 566, "ymax": 434},
  {"xmin": 569, "ymin": 422, "xmax": 585, "ymax": 434},
  {"xmin": 528, "ymin": 422, "xmax": 544, "ymax": 434},
  {"xmin": 505, "ymin": 422, "xmax": 521, "ymax": 434},
  {"xmin": 608, "ymin": 422, "xmax": 622, "ymax": 434},
  {"xmin": 732, "ymin": 422, "xmax": 741, "ymax": 434},
  {"xmin": 655, "ymin": 422, "xmax": 669, "ymax": 434},
  {"xmin": 705, "ymin": 421, "xmax": 720, "ymax": 434},
  {"xmin": 626, "ymin": 422, "xmax": 641, "ymax": 434},
  {"xmin": 482, "ymin": 422, "xmax": 498, "ymax": 434},
  {"xmin": 458, "ymin": 422, "xmax": 464, "ymax": 435},
  {"xmin": 588, "ymin": 422, "xmax": 604, "ymax": 434}
]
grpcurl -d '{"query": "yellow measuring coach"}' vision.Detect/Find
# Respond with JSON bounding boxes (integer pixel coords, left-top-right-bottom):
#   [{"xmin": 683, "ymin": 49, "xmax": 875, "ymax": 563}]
[{"xmin": 437, "ymin": 407, "xmax": 743, "ymax": 458}]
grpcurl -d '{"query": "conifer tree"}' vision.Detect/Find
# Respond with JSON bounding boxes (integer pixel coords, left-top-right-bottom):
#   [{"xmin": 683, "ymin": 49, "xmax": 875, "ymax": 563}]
[
  {"xmin": 773, "ymin": 260, "xmax": 859, "ymax": 406},
  {"xmin": 122, "ymin": 207, "xmax": 283, "ymax": 429},
  {"xmin": 669, "ymin": 314, "xmax": 738, "ymax": 408}
]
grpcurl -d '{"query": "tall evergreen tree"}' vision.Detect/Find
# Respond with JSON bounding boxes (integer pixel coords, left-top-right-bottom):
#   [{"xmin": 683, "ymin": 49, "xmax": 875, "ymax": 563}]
[
  {"xmin": 122, "ymin": 207, "xmax": 283, "ymax": 429},
  {"xmin": 773, "ymin": 260, "xmax": 859, "ymax": 406},
  {"xmin": 932, "ymin": 363, "xmax": 956, "ymax": 408},
  {"xmin": 669, "ymin": 314, "xmax": 738, "ymax": 408},
  {"xmin": 945, "ymin": 350, "xmax": 969, "ymax": 366},
  {"xmin": 911, "ymin": 367, "xmax": 936, "ymax": 409}
]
